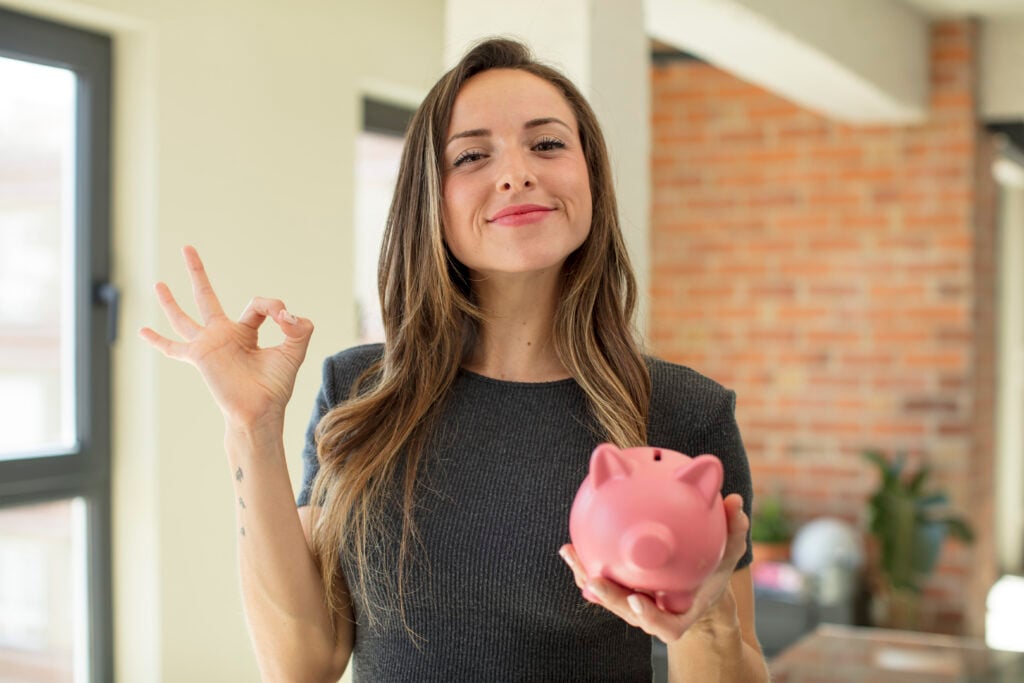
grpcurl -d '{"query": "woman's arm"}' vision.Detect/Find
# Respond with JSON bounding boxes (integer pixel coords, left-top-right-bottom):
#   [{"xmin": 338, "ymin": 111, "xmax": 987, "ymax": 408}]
[
  {"xmin": 140, "ymin": 246, "xmax": 352, "ymax": 681},
  {"xmin": 665, "ymin": 567, "xmax": 769, "ymax": 682},
  {"xmin": 227, "ymin": 424, "xmax": 353, "ymax": 682}
]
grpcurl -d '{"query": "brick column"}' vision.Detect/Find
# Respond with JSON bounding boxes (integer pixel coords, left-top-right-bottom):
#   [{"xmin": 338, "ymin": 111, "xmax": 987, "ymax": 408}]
[{"xmin": 650, "ymin": 19, "xmax": 998, "ymax": 636}]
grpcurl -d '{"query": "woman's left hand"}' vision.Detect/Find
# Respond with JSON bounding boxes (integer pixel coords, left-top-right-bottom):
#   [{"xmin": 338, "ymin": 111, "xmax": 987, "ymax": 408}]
[{"xmin": 558, "ymin": 493, "xmax": 749, "ymax": 644}]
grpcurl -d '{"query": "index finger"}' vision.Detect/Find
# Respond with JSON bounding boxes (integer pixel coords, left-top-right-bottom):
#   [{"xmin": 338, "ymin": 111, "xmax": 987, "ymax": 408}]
[
  {"xmin": 183, "ymin": 245, "xmax": 226, "ymax": 322},
  {"xmin": 558, "ymin": 544, "xmax": 588, "ymax": 590}
]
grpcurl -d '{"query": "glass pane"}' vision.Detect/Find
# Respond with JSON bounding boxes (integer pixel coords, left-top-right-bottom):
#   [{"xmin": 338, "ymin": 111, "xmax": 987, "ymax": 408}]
[
  {"xmin": 0, "ymin": 498, "xmax": 89, "ymax": 682},
  {"xmin": 354, "ymin": 131, "xmax": 404, "ymax": 344},
  {"xmin": 0, "ymin": 56, "xmax": 77, "ymax": 460}
]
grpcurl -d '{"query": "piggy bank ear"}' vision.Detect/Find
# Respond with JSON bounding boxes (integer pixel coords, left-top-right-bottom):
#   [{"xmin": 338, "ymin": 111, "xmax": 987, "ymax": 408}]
[
  {"xmin": 590, "ymin": 443, "xmax": 633, "ymax": 488},
  {"xmin": 673, "ymin": 454, "xmax": 723, "ymax": 507}
]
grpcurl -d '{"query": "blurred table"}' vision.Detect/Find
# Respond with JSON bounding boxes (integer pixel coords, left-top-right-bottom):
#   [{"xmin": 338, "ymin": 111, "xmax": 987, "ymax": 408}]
[{"xmin": 769, "ymin": 624, "xmax": 1024, "ymax": 683}]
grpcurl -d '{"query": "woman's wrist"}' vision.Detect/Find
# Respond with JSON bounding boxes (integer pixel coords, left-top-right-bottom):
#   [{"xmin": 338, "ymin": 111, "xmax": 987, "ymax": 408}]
[
  {"xmin": 669, "ymin": 585, "xmax": 769, "ymax": 683},
  {"xmin": 684, "ymin": 585, "xmax": 741, "ymax": 641},
  {"xmin": 223, "ymin": 415, "xmax": 286, "ymax": 451}
]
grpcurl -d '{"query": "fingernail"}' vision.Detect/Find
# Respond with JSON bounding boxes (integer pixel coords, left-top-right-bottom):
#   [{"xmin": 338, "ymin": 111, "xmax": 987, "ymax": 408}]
[
  {"xmin": 280, "ymin": 310, "xmax": 298, "ymax": 324},
  {"xmin": 627, "ymin": 594, "xmax": 643, "ymax": 616},
  {"xmin": 587, "ymin": 581, "xmax": 606, "ymax": 598}
]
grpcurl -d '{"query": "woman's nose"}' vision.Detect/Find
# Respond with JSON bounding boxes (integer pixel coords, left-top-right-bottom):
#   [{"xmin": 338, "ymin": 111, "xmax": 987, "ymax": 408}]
[
  {"xmin": 495, "ymin": 151, "xmax": 535, "ymax": 191},
  {"xmin": 498, "ymin": 176, "xmax": 533, "ymax": 191}
]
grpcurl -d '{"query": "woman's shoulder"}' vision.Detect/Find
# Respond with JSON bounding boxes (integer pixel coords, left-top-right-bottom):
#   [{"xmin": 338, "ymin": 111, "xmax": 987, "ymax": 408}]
[
  {"xmin": 645, "ymin": 355, "xmax": 732, "ymax": 401},
  {"xmin": 319, "ymin": 343, "xmax": 385, "ymax": 399},
  {"xmin": 325, "ymin": 343, "xmax": 385, "ymax": 371},
  {"xmin": 644, "ymin": 356, "xmax": 741, "ymax": 451}
]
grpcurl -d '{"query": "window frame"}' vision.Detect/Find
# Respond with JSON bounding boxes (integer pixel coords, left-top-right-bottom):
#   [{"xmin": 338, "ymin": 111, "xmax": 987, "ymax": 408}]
[{"xmin": 0, "ymin": 6, "xmax": 113, "ymax": 681}]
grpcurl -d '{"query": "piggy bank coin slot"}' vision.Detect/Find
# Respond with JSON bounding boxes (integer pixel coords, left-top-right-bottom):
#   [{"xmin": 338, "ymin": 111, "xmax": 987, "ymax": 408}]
[{"xmin": 653, "ymin": 450, "xmax": 662, "ymax": 462}]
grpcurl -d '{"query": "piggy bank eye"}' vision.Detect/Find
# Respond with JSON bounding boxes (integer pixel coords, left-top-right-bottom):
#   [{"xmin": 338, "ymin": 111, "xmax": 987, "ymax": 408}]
[{"xmin": 653, "ymin": 450, "xmax": 662, "ymax": 462}]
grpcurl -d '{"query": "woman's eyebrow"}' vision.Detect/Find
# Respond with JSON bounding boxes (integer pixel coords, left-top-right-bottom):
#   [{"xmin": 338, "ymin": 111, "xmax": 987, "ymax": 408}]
[
  {"xmin": 524, "ymin": 117, "xmax": 572, "ymax": 132},
  {"xmin": 447, "ymin": 128, "xmax": 489, "ymax": 146},
  {"xmin": 446, "ymin": 117, "xmax": 573, "ymax": 147}
]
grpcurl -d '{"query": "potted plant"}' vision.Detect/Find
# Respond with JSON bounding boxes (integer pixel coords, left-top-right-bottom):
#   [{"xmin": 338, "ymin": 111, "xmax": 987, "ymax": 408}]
[
  {"xmin": 863, "ymin": 449, "xmax": 974, "ymax": 630},
  {"xmin": 751, "ymin": 495, "xmax": 793, "ymax": 569}
]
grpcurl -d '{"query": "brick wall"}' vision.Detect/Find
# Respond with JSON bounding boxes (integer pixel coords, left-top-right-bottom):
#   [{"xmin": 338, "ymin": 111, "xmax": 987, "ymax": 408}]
[{"xmin": 649, "ymin": 20, "xmax": 997, "ymax": 636}]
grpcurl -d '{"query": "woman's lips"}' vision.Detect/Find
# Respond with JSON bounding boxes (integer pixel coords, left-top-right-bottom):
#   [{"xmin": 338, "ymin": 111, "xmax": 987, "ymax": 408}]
[{"xmin": 488, "ymin": 204, "xmax": 555, "ymax": 226}]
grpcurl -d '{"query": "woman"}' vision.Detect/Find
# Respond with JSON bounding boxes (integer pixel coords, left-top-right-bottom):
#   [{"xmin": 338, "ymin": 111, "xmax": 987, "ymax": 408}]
[{"xmin": 141, "ymin": 38, "xmax": 769, "ymax": 682}]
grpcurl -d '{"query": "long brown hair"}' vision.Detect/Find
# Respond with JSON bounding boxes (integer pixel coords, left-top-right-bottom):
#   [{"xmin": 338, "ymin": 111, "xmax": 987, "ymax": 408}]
[{"xmin": 309, "ymin": 37, "xmax": 651, "ymax": 636}]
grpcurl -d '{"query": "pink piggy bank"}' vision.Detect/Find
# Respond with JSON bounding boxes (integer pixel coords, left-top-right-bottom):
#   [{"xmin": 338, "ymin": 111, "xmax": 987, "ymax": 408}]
[{"xmin": 569, "ymin": 443, "xmax": 727, "ymax": 614}]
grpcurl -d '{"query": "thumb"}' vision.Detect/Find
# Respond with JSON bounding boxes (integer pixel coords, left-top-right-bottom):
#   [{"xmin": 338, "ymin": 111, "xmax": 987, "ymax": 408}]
[{"xmin": 277, "ymin": 309, "xmax": 314, "ymax": 350}]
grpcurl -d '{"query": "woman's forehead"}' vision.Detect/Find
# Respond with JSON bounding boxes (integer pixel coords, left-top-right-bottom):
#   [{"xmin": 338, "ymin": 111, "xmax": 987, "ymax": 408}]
[{"xmin": 447, "ymin": 68, "xmax": 578, "ymax": 133}]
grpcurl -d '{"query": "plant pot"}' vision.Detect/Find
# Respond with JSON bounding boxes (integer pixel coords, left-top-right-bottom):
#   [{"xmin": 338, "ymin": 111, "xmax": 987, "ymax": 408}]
[
  {"xmin": 751, "ymin": 541, "xmax": 791, "ymax": 576},
  {"xmin": 871, "ymin": 584, "xmax": 923, "ymax": 631}
]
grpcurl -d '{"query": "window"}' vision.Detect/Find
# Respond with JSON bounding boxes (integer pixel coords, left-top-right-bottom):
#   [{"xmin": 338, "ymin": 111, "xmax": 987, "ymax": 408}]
[
  {"xmin": 355, "ymin": 97, "xmax": 415, "ymax": 343},
  {"xmin": 0, "ymin": 7, "xmax": 113, "ymax": 681}
]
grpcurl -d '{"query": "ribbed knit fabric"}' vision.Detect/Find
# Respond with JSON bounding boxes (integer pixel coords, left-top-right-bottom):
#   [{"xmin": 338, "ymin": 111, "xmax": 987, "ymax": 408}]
[{"xmin": 297, "ymin": 344, "xmax": 753, "ymax": 682}]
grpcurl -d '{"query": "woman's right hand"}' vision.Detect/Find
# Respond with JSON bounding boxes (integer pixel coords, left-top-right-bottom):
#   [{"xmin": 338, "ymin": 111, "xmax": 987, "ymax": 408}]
[{"xmin": 139, "ymin": 246, "xmax": 314, "ymax": 431}]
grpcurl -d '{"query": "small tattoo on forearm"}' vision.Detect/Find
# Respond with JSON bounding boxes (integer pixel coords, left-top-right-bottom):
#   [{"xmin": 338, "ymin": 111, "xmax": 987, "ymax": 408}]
[
  {"xmin": 238, "ymin": 496, "xmax": 246, "ymax": 510},
  {"xmin": 240, "ymin": 526, "xmax": 246, "ymax": 537},
  {"xmin": 235, "ymin": 467, "xmax": 243, "ymax": 482}
]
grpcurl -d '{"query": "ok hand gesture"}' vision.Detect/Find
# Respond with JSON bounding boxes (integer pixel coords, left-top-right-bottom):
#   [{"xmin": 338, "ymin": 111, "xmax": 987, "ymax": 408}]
[{"xmin": 139, "ymin": 246, "xmax": 314, "ymax": 431}]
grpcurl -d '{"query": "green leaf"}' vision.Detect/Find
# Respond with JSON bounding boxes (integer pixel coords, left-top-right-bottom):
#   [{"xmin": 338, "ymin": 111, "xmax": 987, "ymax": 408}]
[
  {"xmin": 891, "ymin": 451, "xmax": 908, "ymax": 482},
  {"xmin": 751, "ymin": 496, "xmax": 792, "ymax": 542},
  {"xmin": 863, "ymin": 450, "xmax": 889, "ymax": 481},
  {"xmin": 908, "ymin": 465, "xmax": 930, "ymax": 494}
]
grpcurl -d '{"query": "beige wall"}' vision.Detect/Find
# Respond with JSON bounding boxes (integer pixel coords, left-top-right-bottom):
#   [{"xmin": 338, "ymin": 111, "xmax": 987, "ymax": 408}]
[{"xmin": 1, "ymin": 0, "xmax": 443, "ymax": 680}]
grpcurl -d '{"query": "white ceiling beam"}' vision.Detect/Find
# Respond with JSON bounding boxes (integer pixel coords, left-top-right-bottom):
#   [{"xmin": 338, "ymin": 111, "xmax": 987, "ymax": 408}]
[
  {"xmin": 981, "ymin": 17, "xmax": 1024, "ymax": 121},
  {"xmin": 647, "ymin": 0, "xmax": 930, "ymax": 124}
]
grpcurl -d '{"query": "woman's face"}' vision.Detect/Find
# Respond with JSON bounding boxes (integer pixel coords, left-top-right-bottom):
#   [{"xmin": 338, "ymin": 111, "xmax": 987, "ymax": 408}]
[{"xmin": 441, "ymin": 68, "xmax": 592, "ymax": 279}]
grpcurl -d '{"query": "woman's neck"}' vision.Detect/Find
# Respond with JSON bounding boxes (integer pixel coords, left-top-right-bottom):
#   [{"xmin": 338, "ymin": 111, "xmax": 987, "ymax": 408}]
[{"xmin": 463, "ymin": 270, "xmax": 569, "ymax": 382}]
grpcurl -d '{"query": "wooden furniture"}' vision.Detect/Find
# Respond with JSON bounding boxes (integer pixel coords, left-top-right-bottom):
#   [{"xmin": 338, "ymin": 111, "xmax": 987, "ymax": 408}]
[{"xmin": 770, "ymin": 623, "xmax": 1024, "ymax": 683}]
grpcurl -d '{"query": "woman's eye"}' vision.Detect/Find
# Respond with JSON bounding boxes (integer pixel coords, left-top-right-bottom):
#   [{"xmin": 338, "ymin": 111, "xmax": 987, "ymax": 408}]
[
  {"xmin": 453, "ymin": 150, "xmax": 486, "ymax": 167},
  {"xmin": 534, "ymin": 137, "xmax": 566, "ymax": 152}
]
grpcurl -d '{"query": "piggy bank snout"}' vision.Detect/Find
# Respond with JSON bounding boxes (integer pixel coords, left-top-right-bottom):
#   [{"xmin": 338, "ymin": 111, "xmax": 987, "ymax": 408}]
[{"xmin": 621, "ymin": 521, "xmax": 676, "ymax": 571}]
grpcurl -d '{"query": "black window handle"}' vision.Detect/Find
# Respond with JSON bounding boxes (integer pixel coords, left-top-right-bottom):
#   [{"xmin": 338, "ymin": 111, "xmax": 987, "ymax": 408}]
[{"xmin": 94, "ymin": 282, "xmax": 120, "ymax": 344}]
